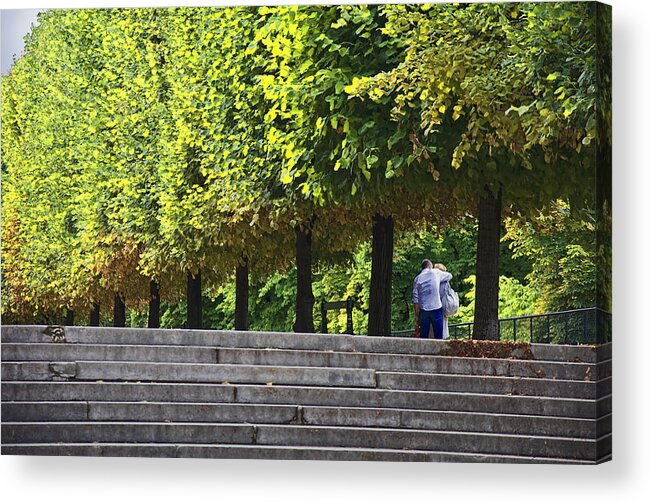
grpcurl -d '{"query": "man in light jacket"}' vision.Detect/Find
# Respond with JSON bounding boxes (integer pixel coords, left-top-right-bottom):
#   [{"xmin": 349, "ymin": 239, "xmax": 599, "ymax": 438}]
[{"xmin": 413, "ymin": 259, "xmax": 452, "ymax": 339}]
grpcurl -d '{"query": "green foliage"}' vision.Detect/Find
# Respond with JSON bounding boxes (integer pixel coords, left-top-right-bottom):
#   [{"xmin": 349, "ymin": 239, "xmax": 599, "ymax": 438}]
[
  {"xmin": 504, "ymin": 200, "xmax": 596, "ymax": 312},
  {"xmin": 2, "ymin": 10, "xmax": 104, "ymax": 316},
  {"xmin": 350, "ymin": 2, "xmax": 600, "ymax": 214},
  {"xmin": 457, "ymin": 275, "xmax": 540, "ymax": 324},
  {"xmin": 254, "ymin": 4, "xmax": 460, "ymax": 231},
  {"xmin": 1, "ymin": 5, "xmax": 606, "ymax": 327}
]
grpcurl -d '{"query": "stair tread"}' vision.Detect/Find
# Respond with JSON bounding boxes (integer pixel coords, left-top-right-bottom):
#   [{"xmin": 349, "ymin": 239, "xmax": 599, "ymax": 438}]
[
  {"xmin": 0, "ymin": 442, "xmax": 593, "ymax": 464},
  {"xmin": 1, "ymin": 399, "xmax": 603, "ymax": 417},
  {"xmin": 1, "ymin": 341, "xmax": 606, "ymax": 365},
  {"xmin": 2, "ymin": 360, "xmax": 602, "ymax": 384},
  {"xmin": 1, "ymin": 380, "xmax": 597, "ymax": 400},
  {"xmin": 0, "ymin": 420, "xmax": 599, "ymax": 442},
  {"xmin": 2, "ymin": 325, "xmax": 604, "ymax": 363}
]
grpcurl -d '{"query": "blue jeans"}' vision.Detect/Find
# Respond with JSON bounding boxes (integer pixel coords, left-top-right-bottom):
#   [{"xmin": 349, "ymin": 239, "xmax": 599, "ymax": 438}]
[{"xmin": 419, "ymin": 308, "xmax": 444, "ymax": 340}]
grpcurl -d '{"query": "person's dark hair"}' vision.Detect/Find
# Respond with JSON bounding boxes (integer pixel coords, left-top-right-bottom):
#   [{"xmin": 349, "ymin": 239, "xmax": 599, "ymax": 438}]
[{"xmin": 421, "ymin": 259, "xmax": 432, "ymax": 270}]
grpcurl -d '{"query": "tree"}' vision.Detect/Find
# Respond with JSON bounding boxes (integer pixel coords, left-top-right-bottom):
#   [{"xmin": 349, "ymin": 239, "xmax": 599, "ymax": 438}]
[
  {"xmin": 2, "ymin": 4, "xmax": 608, "ymax": 338},
  {"xmin": 254, "ymin": 5, "xmax": 461, "ymax": 335},
  {"xmin": 2, "ymin": 7, "xmax": 376, "ymax": 331},
  {"xmin": 153, "ymin": 7, "xmax": 317, "ymax": 331},
  {"xmin": 1, "ymin": 9, "xmax": 189, "ymax": 327},
  {"xmin": 349, "ymin": 2, "xmax": 605, "ymax": 339},
  {"xmin": 80, "ymin": 8, "xmax": 176, "ymax": 325},
  {"xmin": 2, "ymin": 10, "xmax": 104, "ymax": 322}
]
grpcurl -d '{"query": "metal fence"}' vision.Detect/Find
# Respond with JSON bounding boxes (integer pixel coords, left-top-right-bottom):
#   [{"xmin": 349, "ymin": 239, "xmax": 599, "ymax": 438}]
[
  {"xmin": 391, "ymin": 307, "xmax": 612, "ymax": 345},
  {"xmin": 320, "ymin": 298, "xmax": 355, "ymax": 335}
]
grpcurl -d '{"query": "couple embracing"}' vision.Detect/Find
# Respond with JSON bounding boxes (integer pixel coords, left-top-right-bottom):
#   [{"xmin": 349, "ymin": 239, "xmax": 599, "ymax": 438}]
[{"xmin": 412, "ymin": 259, "xmax": 457, "ymax": 339}]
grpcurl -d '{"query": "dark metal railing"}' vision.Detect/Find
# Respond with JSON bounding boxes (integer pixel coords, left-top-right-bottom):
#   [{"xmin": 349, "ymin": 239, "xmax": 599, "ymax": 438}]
[
  {"xmin": 391, "ymin": 307, "xmax": 612, "ymax": 345},
  {"xmin": 320, "ymin": 297, "xmax": 355, "ymax": 335}
]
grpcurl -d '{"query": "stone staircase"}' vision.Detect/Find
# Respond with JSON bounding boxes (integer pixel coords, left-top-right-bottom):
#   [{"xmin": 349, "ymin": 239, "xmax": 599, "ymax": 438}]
[{"xmin": 1, "ymin": 325, "xmax": 612, "ymax": 463}]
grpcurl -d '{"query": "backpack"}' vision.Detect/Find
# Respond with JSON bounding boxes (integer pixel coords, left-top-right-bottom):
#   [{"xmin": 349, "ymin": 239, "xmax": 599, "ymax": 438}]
[{"xmin": 440, "ymin": 281, "xmax": 459, "ymax": 317}]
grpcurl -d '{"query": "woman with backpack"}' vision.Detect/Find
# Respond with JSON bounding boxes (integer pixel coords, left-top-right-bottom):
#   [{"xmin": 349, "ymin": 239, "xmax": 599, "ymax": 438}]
[{"xmin": 434, "ymin": 263, "xmax": 459, "ymax": 339}]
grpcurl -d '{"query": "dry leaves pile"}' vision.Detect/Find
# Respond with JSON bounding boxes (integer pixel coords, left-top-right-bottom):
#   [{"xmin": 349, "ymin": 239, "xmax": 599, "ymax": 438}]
[{"xmin": 442, "ymin": 340, "xmax": 535, "ymax": 360}]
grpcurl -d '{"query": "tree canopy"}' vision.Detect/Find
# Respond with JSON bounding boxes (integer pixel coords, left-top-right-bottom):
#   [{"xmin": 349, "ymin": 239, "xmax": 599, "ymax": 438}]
[
  {"xmin": 348, "ymin": 2, "xmax": 601, "ymax": 213},
  {"xmin": 1, "ymin": 3, "xmax": 609, "ymax": 331}
]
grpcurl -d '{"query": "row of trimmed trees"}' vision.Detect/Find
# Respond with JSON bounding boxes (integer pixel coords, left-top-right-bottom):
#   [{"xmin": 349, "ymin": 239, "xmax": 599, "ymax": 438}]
[{"xmin": 1, "ymin": 3, "xmax": 610, "ymax": 338}]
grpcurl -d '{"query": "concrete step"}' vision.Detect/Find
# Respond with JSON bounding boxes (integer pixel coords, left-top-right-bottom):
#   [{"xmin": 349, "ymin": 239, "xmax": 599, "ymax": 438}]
[
  {"xmin": 1, "ymin": 342, "xmax": 609, "ymax": 382},
  {"xmin": 253, "ymin": 424, "xmax": 609, "ymax": 461},
  {"xmin": 216, "ymin": 347, "xmax": 605, "ymax": 381},
  {"xmin": 2, "ymin": 401, "xmax": 298, "ymax": 425},
  {"xmin": 2, "ymin": 421, "xmax": 254, "ymax": 444},
  {"xmin": 1, "ymin": 326, "xmax": 604, "ymax": 363},
  {"xmin": 1, "ymin": 401, "xmax": 610, "ymax": 439},
  {"xmin": 375, "ymin": 372, "xmax": 609, "ymax": 399},
  {"xmin": 1, "ymin": 343, "xmax": 217, "ymax": 364},
  {"xmin": 0, "ymin": 357, "xmax": 612, "ymax": 408},
  {"xmin": 1, "ymin": 361, "xmax": 377, "ymax": 388},
  {"xmin": 232, "ymin": 384, "xmax": 611, "ymax": 419},
  {"xmin": 1, "ymin": 382, "xmax": 609, "ymax": 418},
  {"xmin": 3, "ymin": 381, "xmax": 236, "ymax": 404},
  {"xmin": 299, "ymin": 406, "xmax": 611, "ymax": 439},
  {"xmin": 2, "ymin": 360, "xmax": 605, "ymax": 398},
  {"xmin": 0, "ymin": 443, "xmax": 591, "ymax": 463},
  {"xmin": 0, "ymin": 326, "xmax": 612, "ymax": 464},
  {"xmin": 0, "ymin": 421, "xmax": 607, "ymax": 460}
]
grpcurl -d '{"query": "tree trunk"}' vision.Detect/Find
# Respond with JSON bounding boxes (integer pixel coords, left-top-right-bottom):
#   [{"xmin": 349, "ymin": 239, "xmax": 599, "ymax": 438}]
[
  {"xmin": 294, "ymin": 223, "xmax": 315, "ymax": 333},
  {"xmin": 187, "ymin": 270, "xmax": 202, "ymax": 329},
  {"xmin": 235, "ymin": 258, "xmax": 249, "ymax": 331},
  {"xmin": 89, "ymin": 303, "xmax": 100, "ymax": 327},
  {"xmin": 113, "ymin": 294, "xmax": 126, "ymax": 327},
  {"xmin": 473, "ymin": 187, "xmax": 502, "ymax": 340},
  {"xmin": 368, "ymin": 214, "xmax": 394, "ymax": 336},
  {"xmin": 65, "ymin": 309, "xmax": 74, "ymax": 326},
  {"xmin": 148, "ymin": 280, "xmax": 160, "ymax": 328}
]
